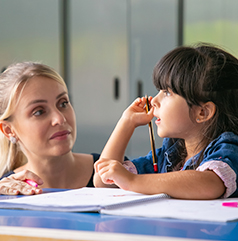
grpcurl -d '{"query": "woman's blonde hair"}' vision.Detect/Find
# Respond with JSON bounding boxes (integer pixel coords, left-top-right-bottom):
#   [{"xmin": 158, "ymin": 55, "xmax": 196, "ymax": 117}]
[{"xmin": 0, "ymin": 62, "xmax": 67, "ymax": 177}]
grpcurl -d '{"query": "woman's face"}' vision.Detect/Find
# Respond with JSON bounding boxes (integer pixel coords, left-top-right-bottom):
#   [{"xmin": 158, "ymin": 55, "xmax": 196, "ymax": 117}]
[{"xmin": 11, "ymin": 76, "xmax": 76, "ymax": 159}]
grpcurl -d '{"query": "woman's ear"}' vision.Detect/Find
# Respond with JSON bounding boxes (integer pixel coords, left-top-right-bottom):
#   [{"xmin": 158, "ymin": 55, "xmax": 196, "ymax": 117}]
[
  {"xmin": 196, "ymin": 101, "xmax": 216, "ymax": 123},
  {"xmin": 0, "ymin": 121, "xmax": 14, "ymax": 139}
]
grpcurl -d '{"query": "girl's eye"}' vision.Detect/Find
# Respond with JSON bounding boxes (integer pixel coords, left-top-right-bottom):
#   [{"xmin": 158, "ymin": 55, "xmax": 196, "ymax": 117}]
[
  {"xmin": 163, "ymin": 90, "xmax": 171, "ymax": 96},
  {"xmin": 33, "ymin": 109, "xmax": 45, "ymax": 116}
]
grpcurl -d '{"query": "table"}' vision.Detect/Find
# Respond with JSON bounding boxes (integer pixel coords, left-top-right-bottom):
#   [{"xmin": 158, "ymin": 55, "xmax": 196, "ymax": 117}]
[{"xmin": 0, "ymin": 189, "xmax": 237, "ymax": 241}]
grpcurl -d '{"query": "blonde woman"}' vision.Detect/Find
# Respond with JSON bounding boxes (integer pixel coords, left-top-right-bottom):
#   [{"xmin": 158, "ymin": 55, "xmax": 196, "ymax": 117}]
[{"xmin": 0, "ymin": 62, "xmax": 99, "ymax": 195}]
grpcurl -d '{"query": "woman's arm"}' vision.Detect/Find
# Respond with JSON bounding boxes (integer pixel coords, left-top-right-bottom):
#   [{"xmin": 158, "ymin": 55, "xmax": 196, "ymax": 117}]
[{"xmin": 0, "ymin": 170, "xmax": 43, "ymax": 195}]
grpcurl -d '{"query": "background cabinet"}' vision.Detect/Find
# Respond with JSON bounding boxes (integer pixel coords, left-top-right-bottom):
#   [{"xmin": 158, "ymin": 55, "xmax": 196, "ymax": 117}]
[
  {"xmin": 70, "ymin": 0, "xmax": 177, "ymax": 158},
  {"xmin": 0, "ymin": 0, "xmax": 181, "ymax": 158},
  {"xmin": 1, "ymin": 0, "xmax": 237, "ymax": 159},
  {"xmin": 128, "ymin": 0, "xmax": 177, "ymax": 157},
  {"xmin": 70, "ymin": 0, "xmax": 129, "ymax": 155},
  {"xmin": 0, "ymin": 0, "xmax": 60, "ymax": 73}
]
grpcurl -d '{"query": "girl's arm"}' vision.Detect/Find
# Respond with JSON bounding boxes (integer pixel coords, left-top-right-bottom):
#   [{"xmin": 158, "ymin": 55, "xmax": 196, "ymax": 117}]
[
  {"xmin": 94, "ymin": 97, "xmax": 154, "ymax": 187},
  {"xmin": 96, "ymin": 159, "xmax": 226, "ymax": 199}
]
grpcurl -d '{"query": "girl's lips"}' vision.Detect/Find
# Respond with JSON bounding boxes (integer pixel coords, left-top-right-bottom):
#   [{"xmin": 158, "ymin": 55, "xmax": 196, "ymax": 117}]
[
  {"xmin": 155, "ymin": 118, "xmax": 161, "ymax": 125},
  {"xmin": 50, "ymin": 130, "xmax": 70, "ymax": 140}
]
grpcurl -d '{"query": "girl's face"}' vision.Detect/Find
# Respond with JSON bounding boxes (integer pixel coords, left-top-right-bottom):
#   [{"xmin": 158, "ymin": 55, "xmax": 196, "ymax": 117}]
[
  {"xmin": 11, "ymin": 76, "xmax": 76, "ymax": 159},
  {"xmin": 151, "ymin": 89, "xmax": 200, "ymax": 141}
]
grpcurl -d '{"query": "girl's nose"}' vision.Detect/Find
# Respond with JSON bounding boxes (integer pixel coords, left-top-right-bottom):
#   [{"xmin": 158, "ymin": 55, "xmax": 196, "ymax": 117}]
[
  {"xmin": 151, "ymin": 93, "xmax": 160, "ymax": 108},
  {"xmin": 51, "ymin": 110, "xmax": 66, "ymax": 126}
]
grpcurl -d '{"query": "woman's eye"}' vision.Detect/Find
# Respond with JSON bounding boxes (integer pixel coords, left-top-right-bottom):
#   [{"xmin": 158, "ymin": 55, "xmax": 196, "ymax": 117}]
[
  {"xmin": 33, "ymin": 109, "xmax": 44, "ymax": 116},
  {"xmin": 60, "ymin": 100, "xmax": 69, "ymax": 108}
]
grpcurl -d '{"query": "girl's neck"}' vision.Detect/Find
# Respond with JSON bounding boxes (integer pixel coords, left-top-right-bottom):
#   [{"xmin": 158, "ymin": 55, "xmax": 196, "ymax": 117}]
[{"xmin": 184, "ymin": 139, "xmax": 203, "ymax": 162}]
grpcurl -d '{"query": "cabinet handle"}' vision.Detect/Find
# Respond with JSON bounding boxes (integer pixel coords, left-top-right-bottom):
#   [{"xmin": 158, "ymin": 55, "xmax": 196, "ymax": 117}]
[
  {"xmin": 1, "ymin": 66, "xmax": 7, "ymax": 73},
  {"xmin": 137, "ymin": 80, "xmax": 143, "ymax": 97},
  {"xmin": 114, "ymin": 77, "xmax": 120, "ymax": 100}
]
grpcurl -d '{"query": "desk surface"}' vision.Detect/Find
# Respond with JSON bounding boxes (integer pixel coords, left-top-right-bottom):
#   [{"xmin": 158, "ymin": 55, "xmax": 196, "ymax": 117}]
[{"xmin": 0, "ymin": 189, "xmax": 238, "ymax": 241}]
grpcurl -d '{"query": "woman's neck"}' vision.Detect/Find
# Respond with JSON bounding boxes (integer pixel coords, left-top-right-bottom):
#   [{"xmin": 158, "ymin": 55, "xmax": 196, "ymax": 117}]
[
  {"xmin": 16, "ymin": 152, "xmax": 94, "ymax": 189},
  {"xmin": 19, "ymin": 152, "xmax": 77, "ymax": 188}
]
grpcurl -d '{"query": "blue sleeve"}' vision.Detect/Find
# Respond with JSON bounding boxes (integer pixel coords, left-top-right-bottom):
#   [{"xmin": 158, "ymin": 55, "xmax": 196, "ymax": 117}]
[
  {"xmin": 131, "ymin": 145, "xmax": 168, "ymax": 174},
  {"xmin": 0, "ymin": 171, "xmax": 15, "ymax": 180},
  {"xmin": 201, "ymin": 133, "xmax": 238, "ymax": 172},
  {"xmin": 200, "ymin": 133, "xmax": 238, "ymax": 197},
  {"xmin": 131, "ymin": 151, "xmax": 154, "ymax": 174},
  {"xmin": 130, "ymin": 138, "xmax": 178, "ymax": 174}
]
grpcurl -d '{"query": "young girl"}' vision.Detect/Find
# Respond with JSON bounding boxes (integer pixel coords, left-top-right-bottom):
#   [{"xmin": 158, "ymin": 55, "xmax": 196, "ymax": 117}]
[
  {"xmin": 94, "ymin": 44, "xmax": 238, "ymax": 199},
  {"xmin": 0, "ymin": 62, "xmax": 100, "ymax": 195}
]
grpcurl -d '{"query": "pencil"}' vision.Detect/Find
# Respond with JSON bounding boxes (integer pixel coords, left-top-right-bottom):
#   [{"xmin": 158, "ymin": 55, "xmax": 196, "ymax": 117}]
[{"xmin": 145, "ymin": 95, "xmax": 158, "ymax": 173}]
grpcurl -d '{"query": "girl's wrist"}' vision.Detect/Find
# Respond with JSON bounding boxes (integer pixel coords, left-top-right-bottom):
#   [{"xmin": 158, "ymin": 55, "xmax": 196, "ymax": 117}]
[
  {"xmin": 119, "ymin": 119, "xmax": 137, "ymax": 134},
  {"xmin": 120, "ymin": 114, "xmax": 137, "ymax": 130},
  {"xmin": 126, "ymin": 172, "xmax": 138, "ymax": 192}
]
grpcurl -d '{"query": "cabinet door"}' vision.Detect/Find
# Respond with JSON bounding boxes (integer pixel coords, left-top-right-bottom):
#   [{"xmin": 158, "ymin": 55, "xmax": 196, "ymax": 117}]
[
  {"xmin": 0, "ymin": 0, "xmax": 60, "ymax": 72},
  {"xmin": 184, "ymin": 0, "xmax": 238, "ymax": 57},
  {"xmin": 128, "ymin": 0, "xmax": 178, "ymax": 158},
  {"xmin": 70, "ymin": 0, "xmax": 128, "ymax": 154}
]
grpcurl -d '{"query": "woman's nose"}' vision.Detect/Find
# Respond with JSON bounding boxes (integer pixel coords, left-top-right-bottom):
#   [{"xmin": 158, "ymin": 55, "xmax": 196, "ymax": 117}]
[{"xmin": 51, "ymin": 110, "xmax": 66, "ymax": 126}]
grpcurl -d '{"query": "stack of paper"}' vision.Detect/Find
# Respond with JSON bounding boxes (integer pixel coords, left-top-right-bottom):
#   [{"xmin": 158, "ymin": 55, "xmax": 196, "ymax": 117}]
[{"xmin": 0, "ymin": 187, "xmax": 237, "ymax": 222}]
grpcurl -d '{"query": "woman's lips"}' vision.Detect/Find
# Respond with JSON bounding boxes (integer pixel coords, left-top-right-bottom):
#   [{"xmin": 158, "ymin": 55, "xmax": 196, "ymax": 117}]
[{"xmin": 50, "ymin": 130, "xmax": 70, "ymax": 140}]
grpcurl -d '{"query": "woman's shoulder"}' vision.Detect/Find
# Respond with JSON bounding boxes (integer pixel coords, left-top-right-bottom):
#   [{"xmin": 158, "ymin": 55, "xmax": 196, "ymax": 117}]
[{"xmin": 72, "ymin": 153, "xmax": 100, "ymax": 163}]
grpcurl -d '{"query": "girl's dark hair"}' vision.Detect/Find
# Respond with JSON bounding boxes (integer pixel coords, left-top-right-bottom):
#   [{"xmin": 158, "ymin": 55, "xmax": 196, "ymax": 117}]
[{"xmin": 153, "ymin": 43, "xmax": 238, "ymax": 168}]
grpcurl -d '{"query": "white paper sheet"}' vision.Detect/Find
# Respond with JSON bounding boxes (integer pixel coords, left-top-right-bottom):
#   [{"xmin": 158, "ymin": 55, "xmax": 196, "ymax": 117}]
[
  {"xmin": 102, "ymin": 197, "xmax": 238, "ymax": 222},
  {"xmin": 0, "ymin": 187, "xmax": 168, "ymax": 212},
  {"xmin": 0, "ymin": 187, "xmax": 238, "ymax": 222}
]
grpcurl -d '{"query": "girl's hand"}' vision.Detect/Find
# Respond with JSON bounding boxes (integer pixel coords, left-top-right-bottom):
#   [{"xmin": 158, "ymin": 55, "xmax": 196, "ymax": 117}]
[
  {"xmin": 95, "ymin": 158, "xmax": 135, "ymax": 190},
  {"xmin": 122, "ymin": 96, "xmax": 154, "ymax": 127},
  {"xmin": 0, "ymin": 170, "xmax": 43, "ymax": 195}
]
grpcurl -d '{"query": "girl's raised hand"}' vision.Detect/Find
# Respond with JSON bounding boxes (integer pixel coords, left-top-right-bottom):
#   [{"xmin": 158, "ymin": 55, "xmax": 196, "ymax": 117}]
[
  {"xmin": 0, "ymin": 170, "xmax": 43, "ymax": 195},
  {"xmin": 122, "ymin": 96, "xmax": 154, "ymax": 127}
]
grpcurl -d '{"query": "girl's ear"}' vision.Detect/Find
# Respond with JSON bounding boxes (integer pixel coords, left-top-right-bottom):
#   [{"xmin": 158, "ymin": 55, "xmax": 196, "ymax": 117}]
[
  {"xmin": 196, "ymin": 101, "xmax": 216, "ymax": 123},
  {"xmin": 0, "ymin": 122, "xmax": 14, "ymax": 139}
]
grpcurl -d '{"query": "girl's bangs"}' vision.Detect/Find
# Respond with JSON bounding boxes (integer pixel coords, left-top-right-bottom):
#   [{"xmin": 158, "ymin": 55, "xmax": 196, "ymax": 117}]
[{"xmin": 153, "ymin": 55, "xmax": 182, "ymax": 95}]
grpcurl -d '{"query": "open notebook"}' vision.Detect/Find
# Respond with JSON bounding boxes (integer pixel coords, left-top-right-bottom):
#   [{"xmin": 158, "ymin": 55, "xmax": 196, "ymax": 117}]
[
  {"xmin": 0, "ymin": 187, "xmax": 238, "ymax": 222},
  {"xmin": 0, "ymin": 187, "xmax": 169, "ymax": 212}
]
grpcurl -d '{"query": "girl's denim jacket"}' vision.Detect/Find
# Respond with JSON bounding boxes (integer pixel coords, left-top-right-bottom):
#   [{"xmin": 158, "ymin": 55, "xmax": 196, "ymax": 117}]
[{"xmin": 131, "ymin": 132, "xmax": 238, "ymax": 197}]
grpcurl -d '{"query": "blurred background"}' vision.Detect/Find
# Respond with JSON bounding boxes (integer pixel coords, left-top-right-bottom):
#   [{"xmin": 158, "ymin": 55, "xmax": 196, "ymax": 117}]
[{"xmin": 0, "ymin": 0, "xmax": 238, "ymax": 158}]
